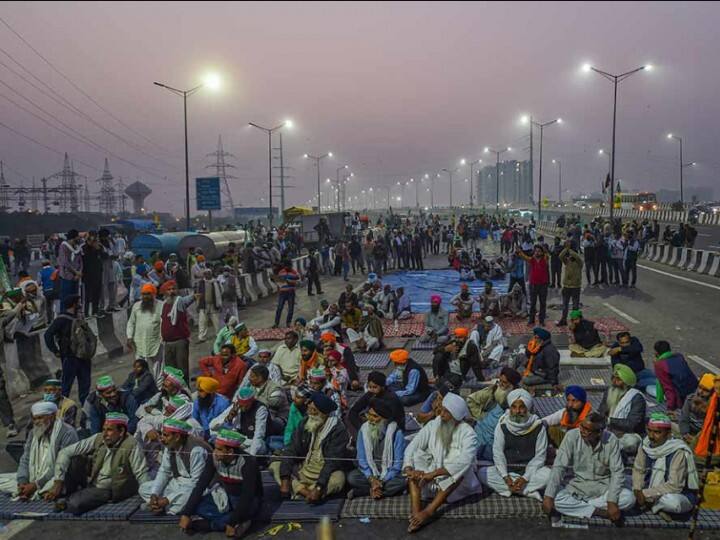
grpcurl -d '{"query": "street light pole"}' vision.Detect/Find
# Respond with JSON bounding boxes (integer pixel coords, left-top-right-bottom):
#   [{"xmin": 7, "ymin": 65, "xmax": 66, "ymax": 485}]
[
  {"xmin": 441, "ymin": 167, "xmax": 458, "ymax": 208},
  {"xmin": 521, "ymin": 116, "xmax": 562, "ymax": 221},
  {"xmin": 484, "ymin": 147, "xmax": 511, "ymax": 213},
  {"xmin": 154, "ymin": 81, "xmax": 203, "ymax": 230},
  {"xmin": 336, "ymin": 165, "xmax": 348, "ymax": 212},
  {"xmin": 582, "ymin": 62, "xmax": 651, "ymax": 219},
  {"xmin": 667, "ymin": 133, "xmax": 693, "ymax": 206},
  {"xmin": 467, "ymin": 159, "xmax": 481, "ymax": 208},
  {"xmin": 552, "ymin": 159, "xmax": 562, "ymax": 202},
  {"xmin": 304, "ymin": 152, "xmax": 332, "ymax": 213},
  {"xmin": 249, "ymin": 121, "xmax": 291, "ymax": 225}
]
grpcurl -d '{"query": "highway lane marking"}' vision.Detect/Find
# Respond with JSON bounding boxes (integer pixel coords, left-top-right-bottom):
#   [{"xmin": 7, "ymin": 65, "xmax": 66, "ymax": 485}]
[
  {"xmin": 602, "ymin": 302, "xmax": 640, "ymax": 324},
  {"xmin": 637, "ymin": 264, "xmax": 720, "ymax": 291},
  {"xmin": 698, "ymin": 233, "xmax": 711, "ymax": 237},
  {"xmin": 0, "ymin": 520, "xmax": 34, "ymax": 540},
  {"xmin": 687, "ymin": 354, "xmax": 719, "ymax": 374}
]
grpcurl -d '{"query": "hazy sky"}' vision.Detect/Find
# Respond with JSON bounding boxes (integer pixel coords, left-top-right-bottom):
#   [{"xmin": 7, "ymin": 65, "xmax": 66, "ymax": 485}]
[{"xmin": 1, "ymin": 1, "xmax": 719, "ymax": 214}]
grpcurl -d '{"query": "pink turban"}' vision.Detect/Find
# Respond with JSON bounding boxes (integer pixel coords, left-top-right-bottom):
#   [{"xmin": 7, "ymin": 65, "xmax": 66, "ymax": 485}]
[{"xmin": 430, "ymin": 295, "xmax": 442, "ymax": 305}]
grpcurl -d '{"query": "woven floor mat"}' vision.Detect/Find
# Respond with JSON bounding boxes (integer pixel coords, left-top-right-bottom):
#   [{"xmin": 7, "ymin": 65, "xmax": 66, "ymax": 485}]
[
  {"xmin": 354, "ymin": 352, "xmax": 390, "ymax": 369},
  {"xmin": 449, "ymin": 317, "xmax": 629, "ymax": 337},
  {"xmin": 410, "ymin": 349, "xmax": 435, "ymax": 366},
  {"xmin": 382, "ymin": 315, "xmax": 425, "ymax": 337},
  {"xmin": 411, "ymin": 341, "xmax": 436, "ymax": 350},
  {"xmin": 559, "ymin": 367, "xmax": 611, "ymax": 389},
  {"xmin": 533, "ymin": 394, "xmax": 604, "ymax": 417},
  {"xmin": 251, "ymin": 328, "xmax": 288, "ymax": 341},
  {"xmin": 0, "ymin": 494, "xmax": 141, "ymax": 521},
  {"xmin": 341, "ymin": 492, "xmax": 543, "ymax": 519},
  {"xmin": 563, "ymin": 509, "xmax": 720, "ymax": 530}
]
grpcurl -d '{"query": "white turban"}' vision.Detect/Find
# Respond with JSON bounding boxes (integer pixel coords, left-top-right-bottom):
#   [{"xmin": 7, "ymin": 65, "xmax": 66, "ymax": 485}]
[
  {"xmin": 506, "ymin": 388, "xmax": 534, "ymax": 412},
  {"xmin": 19, "ymin": 280, "xmax": 39, "ymax": 292},
  {"xmin": 31, "ymin": 401, "xmax": 58, "ymax": 417},
  {"xmin": 442, "ymin": 392, "xmax": 469, "ymax": 422}
]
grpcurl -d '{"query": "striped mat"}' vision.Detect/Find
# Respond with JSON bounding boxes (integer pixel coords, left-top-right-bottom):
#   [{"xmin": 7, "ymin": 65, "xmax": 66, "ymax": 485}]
[
  {"xmin": 533, "ymin": 394, "xmax": 604, "ymax": 418},
  {"xmin": 354, "ymin": 351, "xmax": 390, "ymax": 369},
  {"xmin": 563, "ymin": 509, "xmax": 720, "ymax": 530},
  {"xmin": 341, "ymin": 492, "xmax": 543, "ymax": 519},
  {"xmin": 410, "ymin": 349, "xmax": 435, "ymax": 366},
  {"xmin": 0, "ymin": 494, "xmax": 141, "ymax": 521},
  {"xmin": 559, "ymin": 367, "xmax": 611, "ymax": 389}
]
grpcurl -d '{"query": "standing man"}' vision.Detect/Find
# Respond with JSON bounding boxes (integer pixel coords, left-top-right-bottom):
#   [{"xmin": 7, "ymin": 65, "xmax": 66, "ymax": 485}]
[
  {"xmin": 306, "ymin": 249, "xmax": 323, "ymax": 296},
  {"xmin": 57, "ymin": 229, "xmax": 83, "ymax": 306},
  {"xmin": 273, "ymin": 259, "xmax": 299, "ymax": 329},
  {"xmin": 555, "ymin": 241, "xmax": 583, "ymax": 327},
  {"xmin": 127, "ymin": 284, "xmax": 164, "ymax": 384},
  {"xmin": 516, "ymin": 245, "xmax": 550, "ymax": 327},
  {"xmin": 44, "ymin": 294, "xmax": 92, "ymax": 405},
  {"xmin": 82, "ymin": 232, "xmax": 105, "ymax": 318},
  {"xmin": 159, "ymin": 280, "xmax": 196, "ymax": 384},
  {"xmin": 196, "ymin": 268, "xmax": 222, "ymax": 344},
  {"xmin": 623, "ymin": 231, "xmax": 641, "ymax": 288}
]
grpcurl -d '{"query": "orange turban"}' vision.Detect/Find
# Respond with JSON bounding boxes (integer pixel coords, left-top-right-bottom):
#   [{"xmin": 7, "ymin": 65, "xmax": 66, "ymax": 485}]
[
  {"xmin": 197, "ymin": 255, "xmax": 206, "ymax": 262},
  {"xmin": 196, "ymin": 376, "xmax": 219, "ymax": 393},
  {"xmin": 389, "ymin": 349, "xmax": 409, "ymax": 364},
  {"xmin": 321, "ymin": 332, "xmax": 337, "ymax": 344},
  {"xmin": 159, "ymin": 280, "xmax": 177, "ymax": 295},
  {"xmin": 141, "ymin": 283, "xmax": 157, "ymax": 295},
  {"xmin": 154, "ymin": 261, "xmax": 165, "ymax": 271},
  {"xmin": 454, "ymin": 327, "xmax": 469, "ymax": 338}
]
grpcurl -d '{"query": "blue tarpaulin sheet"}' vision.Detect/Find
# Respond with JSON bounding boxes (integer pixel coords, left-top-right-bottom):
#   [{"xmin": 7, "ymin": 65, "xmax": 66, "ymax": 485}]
[{"xmin": 379, "ymin": 269, "xmax": 508, "ymax": 312}]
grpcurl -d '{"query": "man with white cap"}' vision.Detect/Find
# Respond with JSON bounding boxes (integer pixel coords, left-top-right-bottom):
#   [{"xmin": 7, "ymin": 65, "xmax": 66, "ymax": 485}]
[
  {"xmin": 403, "ymin": 392, "xmax": 480, "ymax": 533},
  {"xmin": 480, "ymin": 389, "xmax": 550, "ymax": 501},
  {"xmin": 0, "ymin": 401, "xmax": 78, "ymax": 499},
  {"xmin": 472, "ymin": 316, "xmax": 505, "ymax": 368},
  {"xmin": 46, "ymin": 412, "xmax": 149, "ymax": 514},
  {"xmin": 632, "ymin": 412, "xmax": 699, "ymax": 521}
]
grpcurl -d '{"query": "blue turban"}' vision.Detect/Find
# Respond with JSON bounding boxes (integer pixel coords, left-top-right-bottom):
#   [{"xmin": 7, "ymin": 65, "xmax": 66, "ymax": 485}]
[
  {"xmin": 532, "ymin": 327, "xmax": 551, "ymax": 341},
  {"xmin": 565, "ymin": 385, "xmax": 587, "ymax": 404},
  {"xmin": 309, "ymin": 391, "xmax": 337, "ymax": 415}
]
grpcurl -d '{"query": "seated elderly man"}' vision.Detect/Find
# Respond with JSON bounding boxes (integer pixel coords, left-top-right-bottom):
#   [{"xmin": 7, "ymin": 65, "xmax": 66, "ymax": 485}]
[
  {"xmin": 420, "ymin": 295, "xmax": 449, "ymax": 345},
  {"xmin": 598, "ymin": 363, "xmax": 646, "ymax": 455},
  {"xmin": 476, "ymin": 316, "xmax": 505, "ymax": 370},
  {"xmin": 679, "ymin": 373, "xmax": 715, "ymax": 447},
  {"xmin": 346, "ymin": 303, "xmax": 384, "ymax": 352},
  {"xmin": 403, "ymin": 393, "xmax": 480, "ymax": 533},
  {"xmin": 0, "ymin": 402, "xmax": 78, "ymax": 500},
  {"xmin": 501, "ymin": 282, "xmax": 527, "ymax": 319},
  {"xmin": 477, "ymin": 281, "xmax": 500, "ymax": 317},
  {"xmin": 568, "ymin": 310, "xmax": 607, "ymax": 358},
  {"xmin": 41, "ymin": 378, "xmax": 78, "ymax": 427},
  {"xmin": 543, "ymin": 413, "xmax": 635, "ymax": 523},
  {"xmin": 521, "ymin": 327, "xmax": 560, "ymax": 388},
  {"xmin": 393, "ymin": 287, "xmax": 412, "ymax": 320},
  {"xmin": 210, "ymin": 387, "xmax": 269, "ymax": 456},
  {"xmin": 192, "ymin": 376, "xmax": 231, "ymax": 440},
  {"xmin": 467, "ymin": 367, "xmax": 522, "ymax": 421},
  {"xmin": 632, "ymin": 413, "xmax": 699, "ymax": 521},
  {"xmin": 347, "ymin": 398, "xmax": 406, "ymax": 500},
  {"xmin": 84, "ymin": 375, "xmax": 138, "ymax": 434},
  {"xmin": 269, "ymin": 392, "xmax": 349, "ymax": 503},
  {"xmin": 139, "ymin": 419, "xmax": 215, "ymax": 517},
  {"xmin": 450, "ymin": 283, "xmax": 475, "ymax": 320},
  {"xmin": 241, "ymin": 348, "xmax": 281, "ymax": 385},
  {"xmin": 374, "ymin": 284, "xmax": 395, "ymax": 319},
  {"xmin": 542, "ymin": 386, "xmax": 593, "ymax": 447},
  {"xmin": 481, "ymin": 389, "xmax": 550, "ymax": 501},
  {"xmin": 386, "ymin": 349, "xmax": 431, "ymax": 407},
  {"xmin": 46, "ymin": 413, "xmax": 149, "ymax": 515}
]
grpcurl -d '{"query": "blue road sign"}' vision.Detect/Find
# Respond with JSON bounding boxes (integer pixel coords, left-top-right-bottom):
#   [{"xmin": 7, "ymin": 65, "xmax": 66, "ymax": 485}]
[{"xmin": 196, "ymin": 177, "xmax": 221, "ymax": 210}]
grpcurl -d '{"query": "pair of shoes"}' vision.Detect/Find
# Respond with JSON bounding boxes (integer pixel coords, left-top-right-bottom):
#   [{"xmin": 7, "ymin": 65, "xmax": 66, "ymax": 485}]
[
  {"xmin": 271, "ymin": 324, "xmax": 279, "ymax": 329},
  {"xmin": 318, "ymin": 290, "xmax": 324, "ymax": 294},
  {"xmin": 308, "ymin": 293, "xmax": 315, "ymax": 296}
]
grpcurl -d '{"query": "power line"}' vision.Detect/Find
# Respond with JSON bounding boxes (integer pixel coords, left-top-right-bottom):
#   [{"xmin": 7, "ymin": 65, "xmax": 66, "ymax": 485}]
[{"xmin": 0, "ymin": 14, "xmax": 178, "ymax": 159}]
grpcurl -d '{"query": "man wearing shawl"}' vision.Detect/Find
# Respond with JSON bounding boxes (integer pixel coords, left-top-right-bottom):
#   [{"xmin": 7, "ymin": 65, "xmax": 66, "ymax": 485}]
[
  {"xmin": 209, "ymin": 387, "xmax": 269, "ymax": 456},
  {"xmin": 544, "ymin": 412, "xmax": 635, "ymax": 522},
  {"xmin": 192, "ymin": 376, "xmax": 231, "ymax": 440},
  {"xmin": 420, "ymin": 295, "xmax": 449, "ymax": 344},
  {"xmin": 270, "ymin": 391, "xmax": 349, "ymax": 502},
  {"xmin": 542, "ymin": 385, "xmax": 593, "ymax": 447},
  {"xmin": 159, "ymin": 279, "xmax": 196, "ymax": 383},
  {"xmin": 693, "ymin": 373, "xmax": 720, "ymax": 467},
  {"xmin": 320, "ymin": 331, "xmax": 361, "ymax": 390},
  {"xmin": 450, "ymin": 283, "xmax": 475, "ymax": 320},
  {"xmin": 403, "ymin": 393, "xmax": 480, "ymax": 533},
  {"xmin": 127, "ymin": 282, "xmax": 164, "ymax": 383},
  {"xmin": 197, "ymin": 268, "xmax": 223, "ymax": 343},
  {"xmin": 139, "ymin": 418, "xmax": 215, "ymax": 516},
  {"xmin": 481, "ymin": 389, "xmax": 550, "ymax": 500},
  {"xmin": 679, "ymin": 373, "xmax": 715, "ymax": 447},
  {"xmin": 298, "ymin": 339, "xmax": 322, "ymax": 382},
  {"xmin": 632, "ymin": 413, "xmax": 699, "ymax": 520},
  {"xmin": 467, "ymin": 366, "xmax": 521, "ymax": 421},
  {"xmin": 47, "ymin": 413, "xmax": 149, "ymax": 514},
  {"xmin": 187, "ymin": 429, "xmax": 263, "ymax": 536},
  {"xmin": 568, "ymin": 310, "xmax": 606, "ymax": 358},
  {"xmin": 347, "ymin": 398, "xmax": 406, "ymax": 499},
  {"xmin": 598, "ymin": 363, "xmax": 646, "ymax": 455},
  {"xmin": 0, "ymin": 401, "xmax": 78, "ymax": 499},
  {"xmin": 57, "ymin": 229, "xmax": 83, "ymax": 304},
  {"xmin": 521, "ymin": 327, "xmax": 560, "ymax": 387},
  {"xmin": 386, "ymin": 349, "xmax": 431, "ymax": 406},
  {"xmin": 212, "ymin": 315, "xmax": 239, "ymax": 355}
]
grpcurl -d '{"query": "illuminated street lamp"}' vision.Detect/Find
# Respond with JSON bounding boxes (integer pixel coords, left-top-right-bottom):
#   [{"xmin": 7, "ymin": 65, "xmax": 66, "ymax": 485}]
[
  {"xmin": 154, "ymin": 72, "xmax": 222, "ymax": 230},
  {"xmin": 581, "ymin": 61, "xmax": 653, "ymax": 218}
]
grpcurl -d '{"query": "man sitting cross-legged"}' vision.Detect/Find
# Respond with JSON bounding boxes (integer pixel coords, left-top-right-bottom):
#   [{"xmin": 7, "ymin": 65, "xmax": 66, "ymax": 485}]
[
  {"xmin": 480, "ymin": 389, "xmax": 550, "ymax": 501},
  {"xmin": 542, "ymin": 385, "xmax": 593, "ymax": 447},
  {"xmin": 632, "ymin": 413, "xmax": 699, "ymax": 521},
  {"xmin": 543, "ymin": 412, "xmax": 635, "ymax": 524},
  {"xmin": 46, "ymin": 413, "xmax": 149, "ymax": 515},
  {"xmin": 403, "ymin": 393, "xmax": 480, "ymax": 533},
  {"xmin": 598, "ymin": 363, "xmax": 646, "ymax": 455},
  {"xmin": 269, "ymin": 391, "xmax": 349, "ymax": 503},
  {"xmin": 347, "ymin": 398, "xmax": 406, "ymax": 500}
]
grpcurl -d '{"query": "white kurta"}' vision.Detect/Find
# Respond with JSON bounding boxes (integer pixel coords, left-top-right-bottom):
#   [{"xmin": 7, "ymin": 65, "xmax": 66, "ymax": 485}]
[{"xmin": 403, "ymin": 417, "xmax": 481, "ymax": 503}]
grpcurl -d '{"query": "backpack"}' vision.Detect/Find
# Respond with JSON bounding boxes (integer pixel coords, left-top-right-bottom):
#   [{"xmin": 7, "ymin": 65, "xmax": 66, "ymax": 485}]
[{"xmin": 58, "ymin": 314, "xmax": 97, "ymax": 360}]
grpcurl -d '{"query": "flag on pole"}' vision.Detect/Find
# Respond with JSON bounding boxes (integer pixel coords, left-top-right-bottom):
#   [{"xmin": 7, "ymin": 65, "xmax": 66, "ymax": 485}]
[{"xmin": 602, "ymin": 173, "xmax": 611, "ymax": 194}]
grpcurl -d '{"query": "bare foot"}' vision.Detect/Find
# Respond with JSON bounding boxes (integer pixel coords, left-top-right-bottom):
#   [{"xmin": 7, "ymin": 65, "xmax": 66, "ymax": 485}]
[{"xmin": 408, "ymin": 509, "xmax": 432, "ymax": 533}]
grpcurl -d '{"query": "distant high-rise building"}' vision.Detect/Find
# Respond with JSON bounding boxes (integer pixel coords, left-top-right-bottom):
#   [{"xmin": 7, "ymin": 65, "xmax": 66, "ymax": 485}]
[{"xmin": 477, "ymin": 159, "xmax": 533, "ymax": 207}]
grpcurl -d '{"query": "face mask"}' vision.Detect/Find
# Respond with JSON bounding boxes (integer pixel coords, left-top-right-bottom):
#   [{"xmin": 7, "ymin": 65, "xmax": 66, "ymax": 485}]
[{"xmin": 43, "ymin": 393, "xmax": 58, "ymax": 402}]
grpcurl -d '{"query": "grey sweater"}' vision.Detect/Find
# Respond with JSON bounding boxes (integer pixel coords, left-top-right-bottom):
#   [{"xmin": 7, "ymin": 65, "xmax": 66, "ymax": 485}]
[{"xmin": 17, "ymin": 421, "xmax": 79, "ymax": 487}]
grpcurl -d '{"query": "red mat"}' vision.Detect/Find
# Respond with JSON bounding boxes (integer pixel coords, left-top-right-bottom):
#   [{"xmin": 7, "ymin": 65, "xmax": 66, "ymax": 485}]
[
  {"xmin": 381, "ymin": 314, "xmax": 426, "ymax": 337},
  {"xmin": 251, "ymin": 327, "xmax": 290, "ymax": 341}
]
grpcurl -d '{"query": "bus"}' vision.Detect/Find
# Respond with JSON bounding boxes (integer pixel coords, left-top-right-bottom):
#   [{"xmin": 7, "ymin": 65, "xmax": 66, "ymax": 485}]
[{"xmin": 614, "ymin": 192, "xmax": 658, "ymax": 211}]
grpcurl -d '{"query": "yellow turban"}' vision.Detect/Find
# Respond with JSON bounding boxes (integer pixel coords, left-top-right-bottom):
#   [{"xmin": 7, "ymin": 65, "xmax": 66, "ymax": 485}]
[
  {"xmin": 699, "ymin": 373, "xmax": 716, "ymax": 391},
  {"xmin": 196, "ymin": 376, "xmax": 219, "ymax": 393}
]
